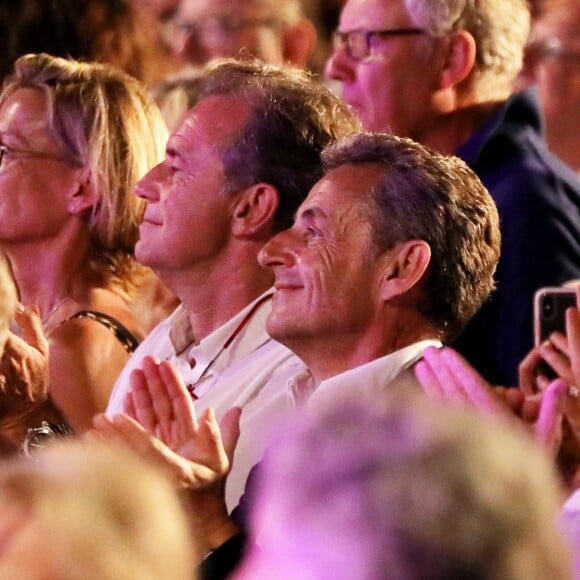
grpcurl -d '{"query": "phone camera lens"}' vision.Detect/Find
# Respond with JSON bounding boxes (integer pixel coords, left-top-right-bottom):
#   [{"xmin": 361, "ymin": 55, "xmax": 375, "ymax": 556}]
[{"xmin": 542, "ymin": 296, "xmax": 555, "ymax": 320}]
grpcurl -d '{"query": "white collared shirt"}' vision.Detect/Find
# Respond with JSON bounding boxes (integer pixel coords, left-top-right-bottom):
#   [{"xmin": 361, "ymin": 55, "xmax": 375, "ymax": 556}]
[
  {"xmin": 286, "ymin": 339, "xmax": 443, "ymax": 410},
  {"xmin": 106, "ymin": 289, "xmax": 306, "ymax": 510}
]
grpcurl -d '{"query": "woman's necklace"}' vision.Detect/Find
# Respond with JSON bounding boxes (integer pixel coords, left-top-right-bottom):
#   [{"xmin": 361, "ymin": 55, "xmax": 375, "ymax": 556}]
[{"xmin": 41, "ymin": 296, "xmax": 75, "ymax": 331}]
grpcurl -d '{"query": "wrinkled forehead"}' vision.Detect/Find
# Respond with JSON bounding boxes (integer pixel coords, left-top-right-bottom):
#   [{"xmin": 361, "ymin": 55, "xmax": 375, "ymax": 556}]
[
  {"xmin": 340, "ymin": 0, "xmax": 412, "ymax": 29},
  {"xmin": 298, "ymin": 163, "xmax": 383, "ymax": 220}
]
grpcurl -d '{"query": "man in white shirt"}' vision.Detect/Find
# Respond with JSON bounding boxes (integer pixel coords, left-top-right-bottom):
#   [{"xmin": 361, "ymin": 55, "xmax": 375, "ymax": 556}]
[
  {"xmin": 94, "ymin": 132, "xmax": 501, "ymax": 567},
  {"xmin": 256, "ymin": 132, "xmax": 500, "ymax": 405},
  {"xmin": 104, "ymin": 58, "xmax": 359, "ymax": 509}
]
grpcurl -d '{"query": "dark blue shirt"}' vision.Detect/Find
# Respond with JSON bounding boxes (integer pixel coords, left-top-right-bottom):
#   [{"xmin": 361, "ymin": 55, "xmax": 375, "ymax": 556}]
[{"xmin": 454, "ymin": 89, "xmax": 580, "ymax": 386}]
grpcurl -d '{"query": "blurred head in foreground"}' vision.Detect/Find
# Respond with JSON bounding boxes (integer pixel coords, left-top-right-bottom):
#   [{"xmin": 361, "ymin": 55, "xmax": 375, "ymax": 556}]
[
  {"xmin": 0, "ymin": 441, "xmax": 194, "ymax": 580},
  {"xmin": 236, "ymin": 394, "xmax": 573, "ymax": 580}
]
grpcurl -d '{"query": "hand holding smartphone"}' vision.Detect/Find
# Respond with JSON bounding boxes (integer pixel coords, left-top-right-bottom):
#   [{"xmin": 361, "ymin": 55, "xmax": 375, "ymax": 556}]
[
  {"xmin": 534, "ymin": 287, "xmax": 577, "ymax": 345},
  {"xmin": 533, "ymin": 287, "xmax": 578, "ymax": 379}
]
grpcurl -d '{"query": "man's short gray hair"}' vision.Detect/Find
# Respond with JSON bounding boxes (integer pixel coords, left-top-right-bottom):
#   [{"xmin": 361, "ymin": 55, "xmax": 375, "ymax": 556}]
[
  {"xmin": 405, "ymin": 0, "xmax": 530, "ymax": 94},
  {"xmin": 322, "ymin": 132, "xmax": 501, "ymax": 340}
]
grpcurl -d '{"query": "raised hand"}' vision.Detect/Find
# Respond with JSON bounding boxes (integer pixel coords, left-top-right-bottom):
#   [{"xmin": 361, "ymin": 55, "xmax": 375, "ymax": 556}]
[
  {"xmin": 92, "ymin": 356, "xmax": 240, "ymax": 490},
  {"xmin": 0, "ymin": 306, "xmax": 49, "ymax": 403},
  {"xmin": 90, "ymin": 355, "xmax": 242, "ymax": 555},
  {"xmin": 416, "ymin": 346, "xmax": 513, "ymax": 421},
  {"xmin": 416, "ymin": 346, "xmax": 569, "ymax": 456},
  {"xmin": 519, "ymin": 286, "xmax": 580, "ymax": 392},
  {"xmin": 518, "ymin": 287, "xmax": 580, "ymax": 466}
]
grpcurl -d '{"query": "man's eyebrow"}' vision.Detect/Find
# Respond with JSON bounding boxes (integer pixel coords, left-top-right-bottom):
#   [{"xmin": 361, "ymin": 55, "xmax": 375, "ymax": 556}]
[
  {"xmin": 299, "ymin": 206, "xmax": 328, "ymax": 222},
  {"xmin": 0, "ymin": 129, "xmax": 35, "ymax": 148},
  {"xmin": 165, "ymin": 146, "xmax": 179, "ymax": 159}
]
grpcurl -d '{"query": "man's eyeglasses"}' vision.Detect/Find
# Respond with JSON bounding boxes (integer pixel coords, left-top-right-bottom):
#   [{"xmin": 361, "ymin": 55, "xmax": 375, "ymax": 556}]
[
  {"xmin": 0, "ymin": 144, "xmax": 78, "ymax": 168},
  {"xmin": 524, "ymin": 37, "xmax": 580, "ymax": 70},
  {"xmin": 333, "ymin": 28, "xmax": 427, "ymax": 61}
]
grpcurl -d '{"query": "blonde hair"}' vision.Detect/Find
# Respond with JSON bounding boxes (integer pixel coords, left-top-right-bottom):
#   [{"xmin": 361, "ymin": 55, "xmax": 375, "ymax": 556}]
[
  {"xmin": 151, "ymin": 69, "xmax": 203, "ymax": 132},
  {"xmin": 1, "ymin": 53, "xmax": 168, "ymax": 297},
  {"xmin": 0, "ymin": 441, "xmax": 195, "ymax": 579}
]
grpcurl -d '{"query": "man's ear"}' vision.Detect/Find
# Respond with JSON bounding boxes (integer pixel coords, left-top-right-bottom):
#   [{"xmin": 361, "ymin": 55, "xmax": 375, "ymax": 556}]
[
  {"xmin": 66, "ymin": 169, "xmax": 98, "ymax": 215},
  {"xmin": 282, "ymin": 19, "xmax": 317, "ymax": 69},
  {"xmin": 439, "ymin": 30, "xmax": 476, "ymax": 89},
  {"xmin": 379, "ymin": 240, "xmax": 431, "ymax": 301},
  {"xmin": 231, "ymin": 183, "xmax": 280, "ymax": 237}
]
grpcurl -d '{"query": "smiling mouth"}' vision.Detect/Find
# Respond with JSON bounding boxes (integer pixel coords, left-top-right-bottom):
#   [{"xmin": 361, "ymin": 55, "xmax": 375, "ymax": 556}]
[{"xmin": 140, "ymin": 216, "xmax": 162, "ymax": 227}]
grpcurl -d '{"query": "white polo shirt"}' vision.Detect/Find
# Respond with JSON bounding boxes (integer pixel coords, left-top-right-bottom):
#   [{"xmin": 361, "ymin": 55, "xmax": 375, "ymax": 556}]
[
  {"xmin": 283, "ymin": 339, "xmax": 443, "ymax": 410},
  {"xmin": 106, "ymin": 289, "xmax": 306, "ymax": 510}
]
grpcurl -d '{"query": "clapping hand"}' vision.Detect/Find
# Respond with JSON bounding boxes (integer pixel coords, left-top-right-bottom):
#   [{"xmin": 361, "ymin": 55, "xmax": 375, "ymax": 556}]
[
  {"xmin": 92, "ymin": 356, "xmax": 240, "ymax": 490},
  {"xmin": 0, "ymin": 306, "xmax": 49, "ymax": 404},
  {"xmin": 416, "ymin": 346, "xmax": 569, "ymax": 457},
  {"xmin": 90, "ymin": 356, "xmax": 242, "ymax": 555}
]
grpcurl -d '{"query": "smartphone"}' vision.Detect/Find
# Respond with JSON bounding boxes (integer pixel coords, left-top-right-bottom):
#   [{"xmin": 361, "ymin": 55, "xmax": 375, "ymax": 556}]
[
  {"xmin": 534, "ymin": 287, "xmax": 577, "ymax": 346},
  {"xmin": 533, "ymin": 287, "xmax": 577, "ymax": 379}
]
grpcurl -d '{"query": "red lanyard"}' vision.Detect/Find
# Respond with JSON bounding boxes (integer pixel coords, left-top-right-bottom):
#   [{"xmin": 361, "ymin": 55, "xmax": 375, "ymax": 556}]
[{"xmin": 186, "ymin": 293, "xmax": 272, "ymax": 398}]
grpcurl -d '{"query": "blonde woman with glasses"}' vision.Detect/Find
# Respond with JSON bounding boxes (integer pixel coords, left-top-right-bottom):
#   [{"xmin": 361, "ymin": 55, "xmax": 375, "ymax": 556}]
[{"xmin": 0, "ymin": 53, "xmax": 168, "ymax": 440}]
